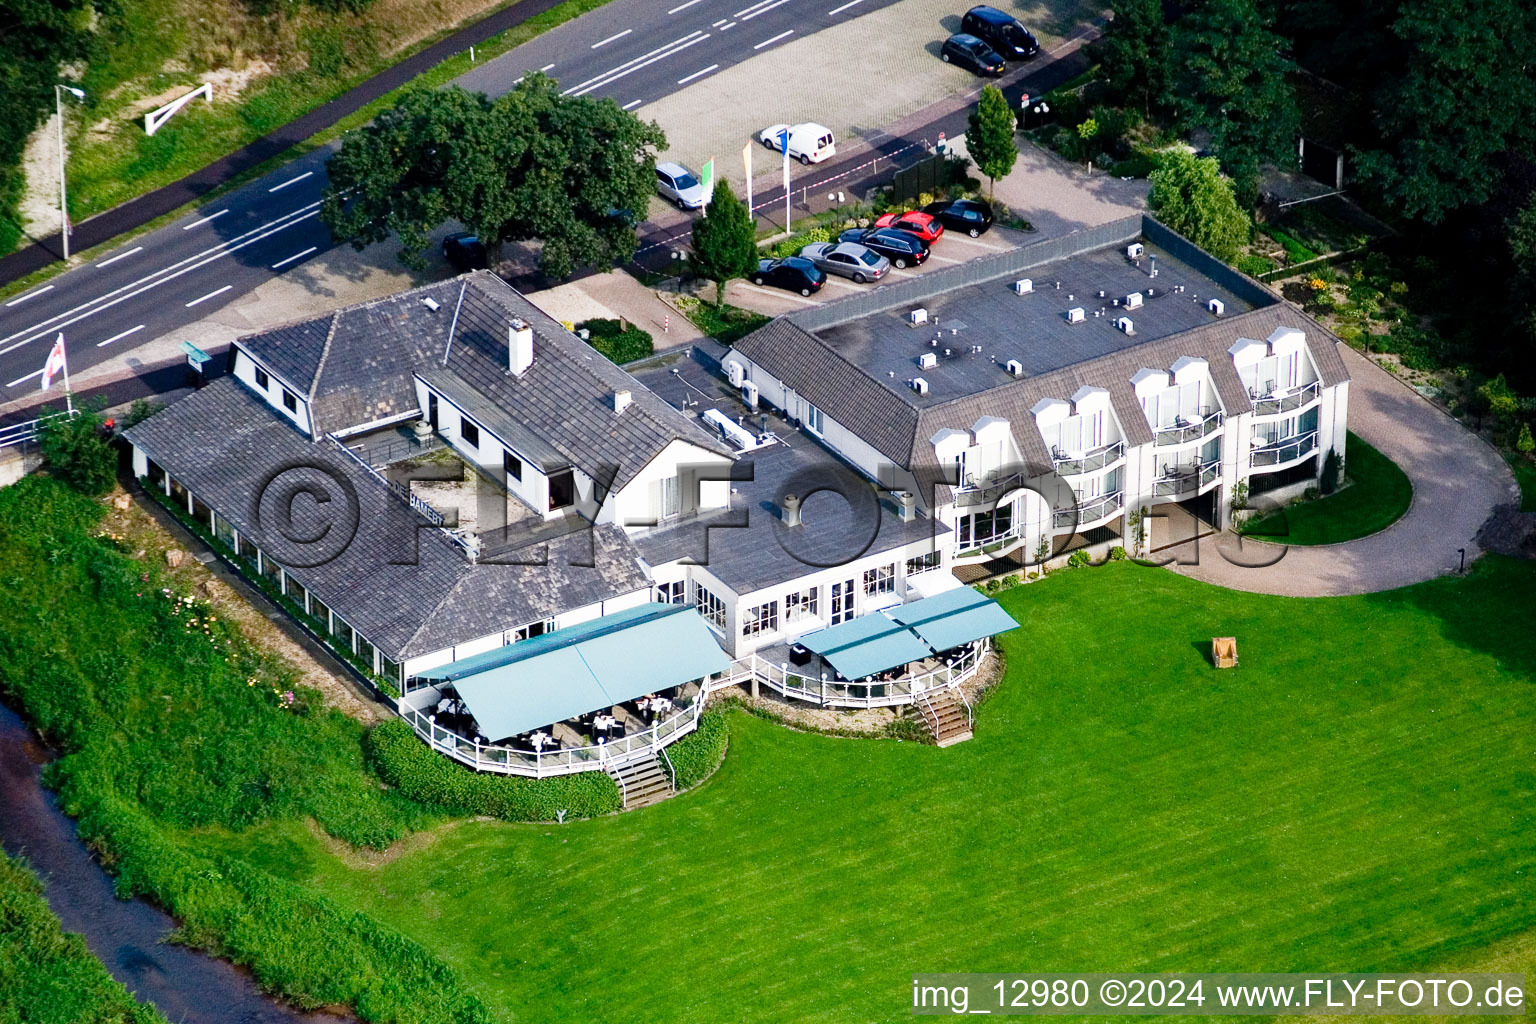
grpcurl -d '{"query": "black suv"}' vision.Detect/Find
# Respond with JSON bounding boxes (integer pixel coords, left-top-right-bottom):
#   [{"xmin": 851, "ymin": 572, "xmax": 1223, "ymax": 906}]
[
  {"xmin": 960, "ymin": 6, "xmax": 1039, "ymax": 60},
  {"xmin": 753, "ymin": 257, "xmax": 826, "ymax": 296},
  {"xmin": 941, "ymin": 33, "xmax": 1006, "ymax": 77},
  {"xmin": 838, "ymin": 227, "xmax": 930, "ymax": 269},
  {"xmin": 922, "ymin": 198, "xmax": 994, "ymax": 237}
]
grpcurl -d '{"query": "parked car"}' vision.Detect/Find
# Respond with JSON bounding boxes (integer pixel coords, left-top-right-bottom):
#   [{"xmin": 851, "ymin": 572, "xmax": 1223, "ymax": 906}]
[
  {"xmin": 752, "ymin": 257, "xmax": 826, "ymax": 296},
  {"xmin": 798, "ymin": 241, "xmax": 891, "ymax": 283},
  {"xmin": 838, "ymin": 227, "xmax": 930, "ymax": 269},
  {"xmin": 758, "ymin": 122, "xmax": 837, "ymax": 165},
  {"xmin": 922, "ymin": 198, "xmax": 994, "ymax": 236},
  {"xmin": 655, "ymin": 161, "xmax": 708, "ymax": 210},
  {"xmin": 941, "ymin": 33, "xmax": 1006, "ymax": 77},
  {"xmin": 441, "ymin": 232, "xmax": 488, "ymax": 271},
  {"xmin": 960, "ymin": 5, "xmax": 1039, "ymax": 60},
  {"xmin": 873, "ymin": 210, "xmax": 944, "ymax": 242}
]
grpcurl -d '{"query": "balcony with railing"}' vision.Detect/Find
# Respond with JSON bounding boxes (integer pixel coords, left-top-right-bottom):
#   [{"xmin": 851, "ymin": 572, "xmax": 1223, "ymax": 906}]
[
  {"xmin": 1250, "ymin": 380, "xmax": 1322, "ymax": 417},
  {"xmin": 1052, "ymin": 440, "xmax": 1125, "ymax": 477},
  {"xmin": 1153, "ymin": 407, "xmax": 1224, "ymax": 447},
  {"xmin": 1154, "ymin": 463, "xmax": 1220, "ymax": 498},
  {"xmin": 1052, "ymin": 489, "xmax": 1124, "ymax": 530},
  {"xmin": 1249, "ymin": 430, "xmax": 1319, "ymax": 469},
  {"xmin": 953, "ymin": 468, "xmax": 1026, "ymax": 507}
]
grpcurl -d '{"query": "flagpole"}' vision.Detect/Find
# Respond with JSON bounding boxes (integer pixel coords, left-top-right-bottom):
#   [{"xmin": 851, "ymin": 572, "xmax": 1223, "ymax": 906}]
[
  {"xmin": 61, "ymin": 335, "xmax": 73, "ymax": 415},
  {"xmin": 781, "ymin": 130, "xmax": 791, "ymax": 234},
  {"xmin": 742, "ymin": 142, "xmax": 753, "ymax": 222}
]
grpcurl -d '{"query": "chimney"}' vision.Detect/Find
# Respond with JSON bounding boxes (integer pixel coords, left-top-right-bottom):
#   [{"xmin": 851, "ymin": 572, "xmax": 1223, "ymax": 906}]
[
  {"xmin": 613, "ymin": 389, "xmax": 632, "ymax": 414},
  {"xmin": 508, "ymin": 319, "xmax": 534, "ymax": 376},
  {"xmin": 781, "ymin": 493, "xmax": 802, "ymax": 527},
  {"xmin": 897, "ymin": 490, "xmax": 916, "ymax": 522}
]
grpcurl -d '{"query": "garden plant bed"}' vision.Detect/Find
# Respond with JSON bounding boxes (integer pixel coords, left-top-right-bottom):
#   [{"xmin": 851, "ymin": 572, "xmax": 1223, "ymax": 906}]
[{"xmin": 1241, "ymin": 431, "xmax": 1413, "ymax": 545}]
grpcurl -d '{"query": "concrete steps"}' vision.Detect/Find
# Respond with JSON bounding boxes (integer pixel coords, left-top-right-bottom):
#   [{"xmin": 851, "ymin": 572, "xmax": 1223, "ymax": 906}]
[{"xmin": 607, "ymin": 755, "xmax": 675, "ymax": 810}]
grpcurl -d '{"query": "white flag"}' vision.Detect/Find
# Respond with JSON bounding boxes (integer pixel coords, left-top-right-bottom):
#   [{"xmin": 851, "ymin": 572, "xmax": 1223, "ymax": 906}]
[{"xmin": 40, "ymin": 334, "xmax": 67, "ymax": 392}]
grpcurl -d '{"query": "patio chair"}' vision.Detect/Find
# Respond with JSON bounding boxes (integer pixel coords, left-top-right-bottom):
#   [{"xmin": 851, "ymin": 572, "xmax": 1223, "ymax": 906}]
[{"xmin": 1211, "ymin": 636, "xmax": 1239, "ymax": 669}]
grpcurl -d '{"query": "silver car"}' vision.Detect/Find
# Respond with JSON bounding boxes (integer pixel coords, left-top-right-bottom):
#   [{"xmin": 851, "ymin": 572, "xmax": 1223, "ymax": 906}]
[
  {"xmin": 655, "ymin": 161, "xmax": 707, "ymax": 210},
  {"xmin": 797, "ymin": 241, "xmax": 891, "ymax": 283}
]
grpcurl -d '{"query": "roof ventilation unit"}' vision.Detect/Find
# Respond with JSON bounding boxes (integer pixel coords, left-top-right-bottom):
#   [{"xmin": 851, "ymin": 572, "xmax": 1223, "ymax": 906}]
[
  {"xmin": 1127, "ymin": 243, "xmax": 1144, "ymax": 260},
  {"xmin": 1005, "ymin": 359, "xmax": 1024, "ymax": 376},
  {"xmin": 1208, "ymin": 298, "xmax": 1225, "ymax": 316},
  {"xmin": 612, "ymin": 389, "xmax": 633, "ymax": 414},
  {"xmin": 917, "ymin": 352, "xmax": 938, "ymax": 370},
  {"xmin": 1125, "ymin": 292, "xmax": 1144, "ymax": 309},
  {"xmin": 725, "ymin": 359, "xmax": 745, "ymax": 387},
  {"xmin": 911, "ymin": 377, "xmax": 929, "ymax": 394},
  {"xmin": 1066, "ymin": 307, "xmax": 1086, "ymax": 324},
  {"xmin": 421, "ymin": 297, "xmax": 440, "ymax": 312},
  {"xmin": 1012, "ymin": 278, "xmax": 1033, "ymax": 295},
  {"xmin": 1116, "ymin": 316, "xmax": 1135, "ymax": 334},
  {"xmin": 908, "ymin": 307, "xmax": 929, "ymax": 326}
]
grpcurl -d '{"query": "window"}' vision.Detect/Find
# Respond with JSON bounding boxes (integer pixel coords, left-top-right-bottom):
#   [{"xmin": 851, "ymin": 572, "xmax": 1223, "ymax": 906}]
[
  {"xmin": 654, "ymin": 581, "xmax": 686, "ymax": 604},
  {"xmin": 504, "ymin": 450, "xmax": 523, "ymax": 482},
  {"xmin": 830, "ymin": 579, "xmax": 855, "ymax": 624},
  {"xmin": 461, "ymin": 418, "xmax": 479, "ymax": 448},
  {"xmin": 906, "ymin": 551, "xmax": 941, "ymax": 575},
  {"xmin": 695, "ymin": 583, "xmax": 726, "ymax": 631},
  {"xmin": 427, "ymin": 393, "xmax": 439, "ymax": 429},
  {"xmin": 549, "ymin": 469, "xmax": 575, "ymax": 510},
  {"xmin": 959, "ymin": 505, "xmax": 1014, "ymax": 548},
  {"xmin": 804, "ymin": 403, "xmax": 824, "ymax": 436},
  {"xmin": 253, "ymin": 366, "xmax": 269, "ymax": 390},
  {"xmin": 509, "ymin": 619, "xmax": 551, "ymax": 643},
  {"xmin": 282, "ymin": 389, "xmax": 297, "ymax": 413},
  {"xmin": 863, "ymin": 563, "xmax": 895, "ymax": 596},
  {"xmin": 742, "ymin": 600, "xmax": 779, "ymax": 638},
  {"xmin": 784, "ymin": 587, "xmax": 819, "ymax": 621},
  {"xmin": 649, "ymin": 475, "xmax": 681, "ymax": 520}
]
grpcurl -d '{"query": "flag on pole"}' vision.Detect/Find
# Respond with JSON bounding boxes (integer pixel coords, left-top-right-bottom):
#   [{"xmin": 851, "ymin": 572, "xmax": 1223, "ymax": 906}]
[
  {"xmin": 741, "ymin": 142, "xmax": 753, "ymax": 214},
  {"xmin": 41, "ymin": 334, "xmax": 67, "ymax": 391},
  {"xmin": 780, "ymin": 128, "xmax": 792, "ymax": 233},
  {"xmin": 700, "ymin": 158, "xmax": 715, "ymax": 206}
]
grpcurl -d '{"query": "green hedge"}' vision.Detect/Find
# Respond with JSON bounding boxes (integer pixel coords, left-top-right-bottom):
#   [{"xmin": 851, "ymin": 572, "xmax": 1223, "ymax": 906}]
[
  {"xmin": 0, "ymin": 851, "xmax": 165, "ymax": 1024},
  {"xmin": 576, "ymin": 318, "xmax": 654, "ymax": 365},
  {"xmin": 365, "ymin": 719, "xmax": 621, "ymax": 821},
  {"xmin": 664, "ymin": 708, "xmax": 727, "ymax": 790}
]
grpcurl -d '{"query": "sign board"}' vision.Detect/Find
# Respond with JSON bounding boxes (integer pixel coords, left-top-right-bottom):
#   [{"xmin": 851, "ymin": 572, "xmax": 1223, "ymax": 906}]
[{"xmin": 180, "ymin": 340, "xmax": 212, "ymax": 369}]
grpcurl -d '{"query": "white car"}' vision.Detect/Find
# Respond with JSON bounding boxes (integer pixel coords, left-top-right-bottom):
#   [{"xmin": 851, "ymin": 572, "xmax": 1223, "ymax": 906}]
[
  {"xmin": 655, "ymin": 161, "xmax": 708, "ymax": 210},
  {"xmin": 758, "ymin": 122, "xmax": 837, "ymax": 165}
]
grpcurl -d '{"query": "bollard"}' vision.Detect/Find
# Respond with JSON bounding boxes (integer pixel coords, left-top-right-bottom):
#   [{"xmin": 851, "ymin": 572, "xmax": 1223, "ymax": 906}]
[{"xmin": 664, "ymin": 314, "xmax": 670, "ymax": 333}]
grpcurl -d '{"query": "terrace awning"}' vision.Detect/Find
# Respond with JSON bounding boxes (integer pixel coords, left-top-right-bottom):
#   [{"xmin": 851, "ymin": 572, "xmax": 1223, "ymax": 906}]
[
  {"xmin": 415, "ymin": 603, "xmax": 728, "ymax": 741},
  {"xmin": 887, "ymin": 587, "xmax": 1019, "ymax": 652}
]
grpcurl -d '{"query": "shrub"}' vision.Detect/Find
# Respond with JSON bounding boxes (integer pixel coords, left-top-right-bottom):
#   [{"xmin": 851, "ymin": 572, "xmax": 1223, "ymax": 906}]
[
  {"xmin": 364, "ymin": 720, "xmax": 620, "ymax": 821},
  {"xmin": 665, "ymin": 709, "xmax": 728, "ymax": 789},
  {"xmin": 1067, "ymin": 549, "xmax": 1091, "ymax": 568},
  {"xmin": 1321, "ymin": 449, "xmax": 1342, "ymax": 495},
  {"xmin": 1000, "ymin": 574, "xmax": 1020, "ymax": 589},
  {"xmin": 1235, "ymin": 254, "xmax": 1275, "ymax": 277},
  {"xmin": 575, "ymin": 318, "xmax": 653, "ymax": 365},
  {"xmin": 1304, "ymin": 486, "xmax": 1322, "ymax": 501},
  {"xmin": 1109, "ymin": 545, "xmax": 1128, "ymax": 561},
  {"xmin": 37, "ymin": 399, "xmax": 117, "ymax": 496}
]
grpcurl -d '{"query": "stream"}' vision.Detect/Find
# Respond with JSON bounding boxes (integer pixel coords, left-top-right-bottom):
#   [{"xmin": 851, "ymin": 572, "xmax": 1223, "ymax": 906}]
[{"xmin": 0, "ymin": 699, "xmax": 344, "ymax": 1024}]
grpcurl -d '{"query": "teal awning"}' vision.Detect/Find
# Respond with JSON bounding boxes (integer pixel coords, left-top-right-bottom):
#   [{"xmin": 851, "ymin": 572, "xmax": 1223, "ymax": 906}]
[
  {"xmin": 887, "ymin": 587, "xmax": 1019, "ymax": 652},
  {"xmin": 797, "ymin": 612, "xmax": 933, "ymax": 681},
  {"xmin": 415, "ymin": 603, "xmax": 728, "ymax": 741}
]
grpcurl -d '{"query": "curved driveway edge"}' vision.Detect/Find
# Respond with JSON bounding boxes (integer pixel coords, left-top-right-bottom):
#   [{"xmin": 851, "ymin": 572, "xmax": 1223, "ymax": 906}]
[{"xmin": 1172, "ymin": 345, "xmax": 1519, "ymax": 597}]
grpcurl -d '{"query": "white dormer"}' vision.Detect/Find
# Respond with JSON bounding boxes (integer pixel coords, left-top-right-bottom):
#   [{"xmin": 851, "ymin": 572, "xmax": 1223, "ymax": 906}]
[
  {"xmin": 1031, "ymin": 397, "xmax": 1071, "ymax": 427},
  {"xmin": 1228, "ymin": 337, "xmax": 1268, "ymax": 368},
  {"xmin": 1169, "ymin": 355, "xmax": 1208, "ymax": 383},
  {"xmin": 1071, "ymin": 386, "xmax": 1111, "ymax": 414},
  {"xmin": 930, "ymin": 427, "xmax": 971, "ymax": 461},
  {"xmin": 1267, "ymin": 326, "xmax": 1307, "ymax": 358},
  {"xmin": 1131, "ymin": 367, "xmax": 1171, "ymax": 398},
  {"xmin": 971, "ymin": 416, "xmax": 1011, "ymax": 444}
]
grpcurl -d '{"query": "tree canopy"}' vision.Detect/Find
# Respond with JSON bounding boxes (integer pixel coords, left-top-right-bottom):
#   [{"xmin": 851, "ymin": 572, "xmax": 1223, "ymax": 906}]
[
  {"xmin": 966, "ymin": 85, "xmax": 1018, "ymax": 197},
  {"xmin": 1092, "ymin": 0, "xmax": 1171, "ymax": 116},
  {"xmin": 322, "ymin": 76, "xmax": 666, "ymax": 278},
  {"xmin": 1147, "ymin": 150, "xmax": 1250, "ymax": 261},
  {"xmin": 689, "ymin": 184, "xmax": 757, "ymax": 307}
]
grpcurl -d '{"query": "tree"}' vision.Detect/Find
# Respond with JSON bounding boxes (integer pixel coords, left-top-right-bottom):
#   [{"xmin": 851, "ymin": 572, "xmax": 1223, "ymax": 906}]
[
  {"xmin": 966, "ymin": 85, "xmax": 1018, "ymax": 198},
  {"xmin": 1518, "ymin": 422, "xmax": 1534, "ymax": 454},
  {"xmin": 689, "ymin": 184, "xmax": 757, "ymax": 307},
  {"xmin": 1076, "ymin": 118, "xmax": 1100, "ymax": 169},
  {"xmin": 1147, "ymin": 150, "xmax": 1250, "ymax": 261},
  {"xmin": 1093, "ymin": 0, "xmax": 1172, "ymax": 115},
  {"xmin": 1320, "ymin": 448, "xmax": 1342, "ymax": 495},
  {"xmin": 1168, "ymin": 0, "xmax": 1298, "ymax": 205},
  {"xmin": 322, "ymin": 76, "xmax": 666, "ymax": 278},
  {"xmin": 38, "ymin": 399, "xmax": 116, "ymax": 496}
]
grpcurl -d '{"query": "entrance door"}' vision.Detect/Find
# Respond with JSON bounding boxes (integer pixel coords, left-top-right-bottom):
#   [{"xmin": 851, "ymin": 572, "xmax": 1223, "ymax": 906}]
[
  {"xmin": 830, "ymin": 579, "xmax": 855, "ymax": 624},
  {"xmin": 427, "ymin": 393, "xmax": 439, "ymax": 430}
]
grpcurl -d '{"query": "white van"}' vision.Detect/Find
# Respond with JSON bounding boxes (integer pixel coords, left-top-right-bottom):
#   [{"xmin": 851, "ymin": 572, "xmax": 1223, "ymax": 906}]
[{"xmin": 758, "ymin": 122, "xmax": 837, "ymax": 165}]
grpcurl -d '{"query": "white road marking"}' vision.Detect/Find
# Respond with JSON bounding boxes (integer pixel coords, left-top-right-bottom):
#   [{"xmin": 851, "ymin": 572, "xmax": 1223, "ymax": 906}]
[
  {"xmin": 5, "ymin": 369, "xmax": 43, "ymax": 388},
  {"xmin": 0, "ymin": 202, "xmax": 323, "ymax": 356},
  {"xmin": 720, "ymin": 20, "xmax": 736, "ymax": 27},
  {"xmin": 740, "ymin": 0, "xmax": 793, "ymax": 20},
  {"xmin": 591, "ymin": 28, "xmax": 632, "ymax": 48},
  {"xmin": 185, "ymin": 285, "xmax": 233, "ymax": 307},
  {"xmin": 622, "ymin": 99, "xmax": 644, "ymax": 110},
  {"xmin": 96, "ymin": 324, "xmax": 145, "ymax": 347},
  {"xmin": 734, "ymin": 0, "xmax": 777, "ymax": 16},
  {"xmin": 4, "ymin": 285, "xmax": 53, "ymax": 307},
  {"xmin": 271, "ymin": 246, "xmax": 319, "ymax": 269},
  {"xmin": 739, "ymin": 283, "xmax": 822, "ymax": 306},
  {"xmin": 943, "ymin": 234, "xmax": 1011, "ymax": 252},
  {"xmin": 927, "ymin": 253, "xmax": 963, "ymax": 264},
  {"xmin": 828, "ymin": 0, "xmax": 864, "ymax": 13},
  {"xmin": 267, "ymin": 170, "xmax": 314, "ymax": 193},
  {"xmin": 754, "ymin": 28, "xmax": 793, "ymax": 48},
  {"xmin": 182, "ymin": 209, "xmax": 228, "ymax": 230},
  {"xmin": 671, "ymin": 0, "xmax": 709, "ymax": 10},
  {"xmin": 540, "ymin": 62, "xmax": 556, "ymax": 71},
  {"xmin": 677, "ymin": 63, "xmax": 719, "ymax": 84},
  {"xmin": 95, "ymin": 246, "xmax": 143, "ymax": 268},
  {"xmin": 563, "ymin": 31, "xmax": 708, "ymax": 96}
]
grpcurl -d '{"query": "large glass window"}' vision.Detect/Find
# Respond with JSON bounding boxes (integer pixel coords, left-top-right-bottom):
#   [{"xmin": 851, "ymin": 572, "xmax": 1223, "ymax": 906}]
[
  {"xmin": 694, "ymin": 583, "xmax": 727, "ymax": 631},
  {"xmin": 863, "ymin": 563, "xmax": 895, "ymax": 596},
  {"xmin": 959, "ymin": 505, "xmax": 1014, "ymax": 548},
  {"xmin": 784, "ymin": 587, "xmax": 819, "ymax": 621},
  {"xmin": 332, "ymin": 616, "xmax": 356, "ymax": 653},
  {"xmin": 461, "ymin": 418, "xmax": 480, "ymax": 448},
  {"xmin": 654, "ymin": 581, "xmax": 686, "ymax": 604},
  {"xmin": 355, "ymin": 634, "xmax": 377, "ymax": 674},
  {"xmin": 548, "ymin": 469, "xmax": 575, "ymax": 510},
  {"xmin": 830, "ymin": 579, "xmax": 855, "ymax": 624},
  {"xmin": 742, "ymin": 600, "xmax": 779, "ymax": 638},
  {"xmin": 906, "ymin": 550, "xmax": 941, "ymax": 575}
]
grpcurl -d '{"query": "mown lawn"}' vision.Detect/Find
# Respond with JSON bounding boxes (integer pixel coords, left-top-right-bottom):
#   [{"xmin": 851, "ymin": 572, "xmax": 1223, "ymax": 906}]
[
  {"xmin": 202, "ymin": 557, "xmax": 1536, "ymax": 1024},
  {"xmin": 1244, "ymin": 432, "xmax": 1412, "ymax": 545}
]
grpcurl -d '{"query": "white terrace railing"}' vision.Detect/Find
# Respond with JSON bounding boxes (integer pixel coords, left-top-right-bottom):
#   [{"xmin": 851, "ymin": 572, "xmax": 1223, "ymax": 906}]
[{"xmin": 720, "ymin": 640, "xmax": 986, "ymax": 709}]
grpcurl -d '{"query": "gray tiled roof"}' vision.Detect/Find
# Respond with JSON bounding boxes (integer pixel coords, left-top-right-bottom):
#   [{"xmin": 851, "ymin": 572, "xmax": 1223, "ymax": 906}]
[{"xmin": 124, "ymin": 378, "xmax": 651, "ymax": 661}]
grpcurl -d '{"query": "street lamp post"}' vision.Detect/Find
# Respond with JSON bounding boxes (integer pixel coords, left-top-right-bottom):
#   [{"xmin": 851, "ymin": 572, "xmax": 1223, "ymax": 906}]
[{"xmin": 55, "ymin": 85, "xmax": 86, "ymax": 261}]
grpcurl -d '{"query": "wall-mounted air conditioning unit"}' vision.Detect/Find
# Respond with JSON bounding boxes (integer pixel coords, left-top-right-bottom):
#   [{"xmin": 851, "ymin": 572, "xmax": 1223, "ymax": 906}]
[
  {"xmin": 917, "ymin": 352, "xmax": 938, "ymax": 370},
  {"xmin": 1125, "ymin": 292, "xmax": 1144, "ymax": 309},
  {"xmin": 1116, "ymin": 317, "xmax": 1135, "ymax": 334},
  {"xmin": 1066, "ymin": 307, "xmax": 1086, "ymax": 324},
  {"xmin": 1208, "ymin": 298, "xmax": 1225, "ymax": 316},
  {"xmin": 1013, "ymin": 278, "xmax": 1033, "ymax": 295},
  {"xmin": 1005, "ymin": 359, "xmax": 1024, "ymax": 376},
  {"xmin": 1127, "ymin": 243, "xmax": 1145, "ymax": 260},
  {"xmin": 911, "ymin": 377, "xmax": 929, "ymax": 394},
  {"xmin": 908, "ymin": 308, "xmax": 929, "ymax": 326},
  {"xmin": 725, "ymin": 359, "xmax": 745, "ymax": 387},
  {"xmin": 741, "ymin": 380, "xmax": 760, "ymax": 409}
]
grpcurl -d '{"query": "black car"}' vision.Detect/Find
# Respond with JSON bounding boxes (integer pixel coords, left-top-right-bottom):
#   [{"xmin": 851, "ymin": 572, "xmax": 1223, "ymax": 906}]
[
  {"xmin": 941, "ymin": 33, "xmax": 1005, "ymax": 77},
  {"xmin": 922, "ymin": 198, "xmax": 994, "ymax": 237},
  {"xmin": 753, "ymin": 257, "xmax": 826, "ymax": 296},
  {"xmin": 441, "ymin": 232, "xmax": 488, "ymax": 271},
  {"xmin": 838, "ymin": 227, "xmax": 930, "ymax": 269},
  {"xmin": 961, "ymin": 5, "xmax": 1039, "ymax": 60}
]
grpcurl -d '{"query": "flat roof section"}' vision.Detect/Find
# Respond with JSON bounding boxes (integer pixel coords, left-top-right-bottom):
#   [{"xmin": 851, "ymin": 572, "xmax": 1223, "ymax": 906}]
[{"xmin": 811, "ymin": 241, "xmax": 1262, "ymax": 409}]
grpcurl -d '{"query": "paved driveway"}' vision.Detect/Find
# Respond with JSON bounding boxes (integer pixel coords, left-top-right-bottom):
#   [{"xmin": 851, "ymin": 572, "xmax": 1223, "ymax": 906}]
[{"xmin": 1171, "ymin": 346, "xmax": 1519, "ymax": 597}]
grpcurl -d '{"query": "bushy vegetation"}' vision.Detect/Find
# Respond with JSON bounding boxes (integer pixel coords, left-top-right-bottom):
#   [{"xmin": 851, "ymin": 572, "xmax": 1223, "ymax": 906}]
[
  {"xmin": 672, "ymin": 294, "xmax": 770, "ymax": 344},
  {"xmin": 664, "ymin": 708, "xmax": 727, "ymax": 789},
  {"xmin": 0, "ymin": 851, "xmax": 165, "ymax": 1024},
  {"xmin": 37, "ymin": 400, "xmax": 118, "ymax": 497},
  {"xmin": 365, "ymin": 719, "xmax": 620, "ymax": 820},
  {"xmin": 575, "ymin": 318, "xmax": 654, "ymax": 365},
  {"xmin": 1147, "ymin": 150, "xmax": 1249, "ymax": 261}
]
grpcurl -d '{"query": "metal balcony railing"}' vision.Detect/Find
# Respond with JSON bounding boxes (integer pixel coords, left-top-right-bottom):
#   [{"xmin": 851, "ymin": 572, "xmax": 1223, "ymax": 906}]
[
  {"xmin": 1249, "ymin": 430, "xmax": 1319, "ymax": 468},
  {"xmin": 1154, "ymin": 463, "xmax": 1220, "ymax": 498},
  {"xmin": 1152, "ymin": 407, "xmax": 1224, "ymax": 447},
  {"xmin": 1052, "ymin": 489, "xmax": 1124, "ymax": 529},
  {"xmin": 1250, "ymin": 380, "xmax": 1321, "ymax": 417},
  {"xmin": 1052, "ymin": 439, "xmax": 1124, "ymax": 476}
]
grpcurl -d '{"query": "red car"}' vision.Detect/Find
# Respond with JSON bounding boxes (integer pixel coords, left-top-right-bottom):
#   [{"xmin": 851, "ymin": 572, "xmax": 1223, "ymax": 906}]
[{"xmin": 874, "ymin": 210, "xmax": 944, "ymax": 242}]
